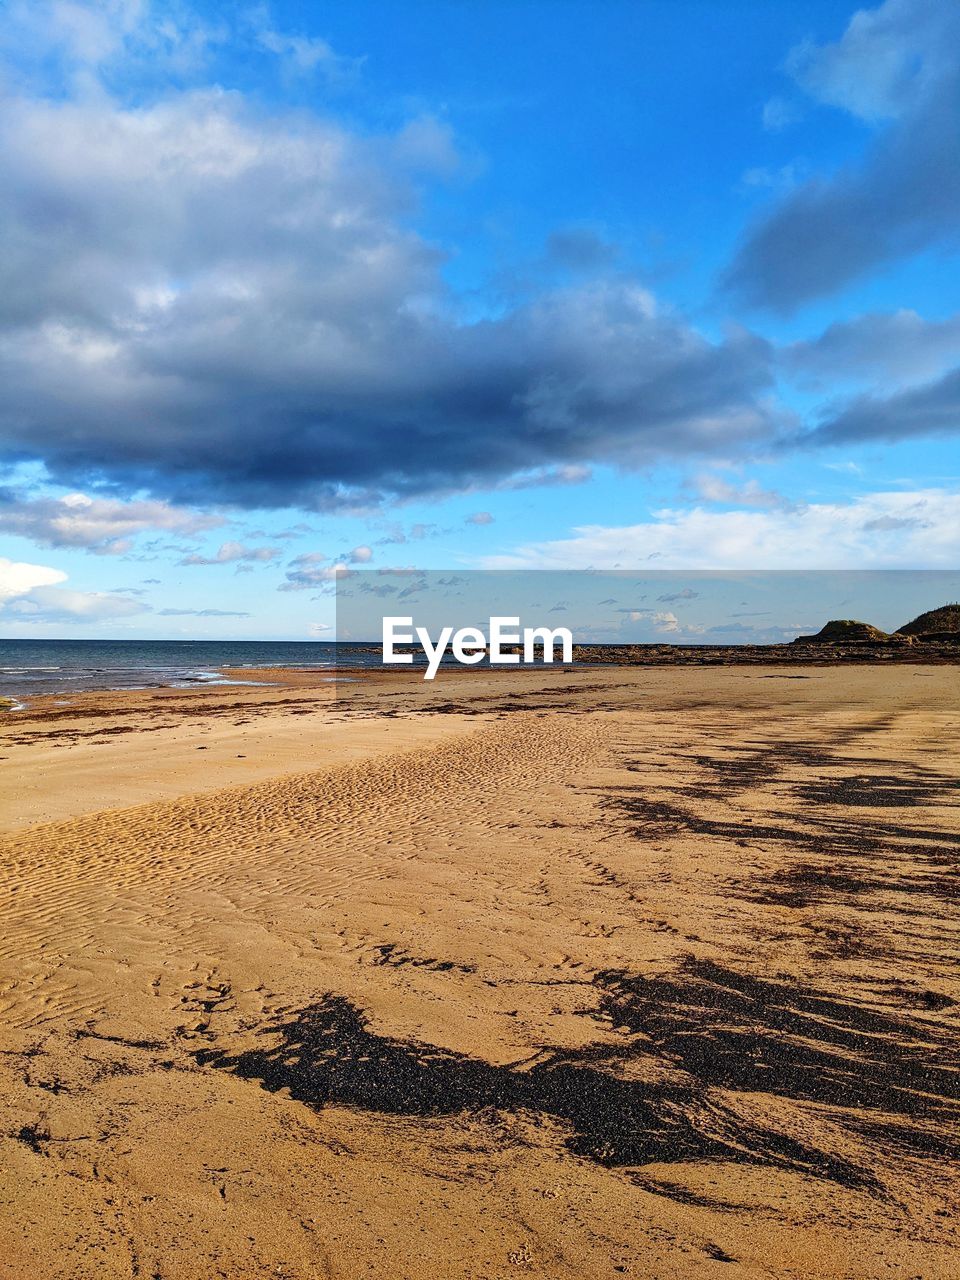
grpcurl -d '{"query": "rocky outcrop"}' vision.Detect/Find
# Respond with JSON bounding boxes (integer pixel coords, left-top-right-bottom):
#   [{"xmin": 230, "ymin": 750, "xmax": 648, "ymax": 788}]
[
  {"xmin": 791, "ymin": 620, "xmax": 900, "ymax": 645},
  {"xmin": 897, "ymin": 604, "xmax": 960, "ymax": 640}
]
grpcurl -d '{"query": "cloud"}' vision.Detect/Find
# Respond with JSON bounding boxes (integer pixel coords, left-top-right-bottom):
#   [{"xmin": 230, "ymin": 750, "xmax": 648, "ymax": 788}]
[
  {"xmin": 495, "ymin": 464, "xmax": 593, "ymax": 491},
  {"xmin": 809, "ymin": 365, "xmax": 960, "ymax": 446},
  {"xmin": 251, "ymin": 10, "xmax": 359, "ymax": 82},
  {"xmin": 179, "ymin": 540, "xmax": 280, "ymax": 566},
  {"xmin": 391, "ymin": 115, "xmax": 461, "ymax": 178},
  {"xmin": 707, "ymin": 620, "xmax": 802, "ymax": 642},
  {"xmin": 861, "ymin": 514, "xmax": 925, "ymax": 532},
  {"xmin": 783, "ymin": 309, "xmax": 960, "ymax": 387},
  {"xmin": 466, "ymin": 512, "xmax": 494, "ymax": 526},
  {"xmin": 156, "ymin": 607, "xmax": 250, "ymax": 617},
  {"xmin": 823, "ymin": 461, "xmax": 863, "ymax": 476},
  {"xmin": 308, "ymin": 621, "xmax": 332, "ymax": 636},
  {"xmin": 0, "ymin": 542, "xmax": 271, "ymax": 621},
  {"xmin": 545, "ymin": 227, "xmax": 618, "ymax": 271},
  {"xmin": 6, "ymin": 584, "xmax": 146, "ymax": 622},
  {"xmin": 481, "ymin": 489, "xmax": 960, "ymax": 569},
  {"xmin": 786, "ymin": 0, "xmax": 951, "ymax": 122},
  {"xmin": 623, "ymin": 609, "xmax": 681, "ymax": 633},
  {"xmin": 692, "ymin": 472, "xmax": 794, "ymax": 510},
  {"xmin": 0, "ymin": 0, "xmax": 227, "ymax": 94},
  {"xmin": 280, "ymin": 556, "xmax": 351, "ymax": 590},
  {"xmin": 0, "ymin": 45, "xmax": 784, "ymax": 510},
  {"xmin": 374, "ymin": 521, "xmax": 440, "ymax": 545},
  {"xmin": 0, "ymin": 551, "xmax": 150, "ymax": 622},
  {"xmin": 725, "ymin": 0, "xmax": 960, "ymax": 309},
  {"xmin": 761, "ymin": 96, "xmax": 802, "ymax": 131},
  {"xmin": 347, "ymin": 545, "xmax": 372, "ymax": 564},
  {"xmin": 740, "ymin": 163, "xmax": 806, "ymax": 193},
  {"xmin": 0, "ymin": 490, "xmax": 219, "ymax": 554},
  {"xmin": 656, "ymin": 589, "xmax": 698, "ymax": 603},
  {"xmin": 2, "ymin": 0, "xmax": 360, "ymax": 92},
  {"xmin": 0, "ymin": 554, "xmax": 66, "ymax": 601},
  {"xmin": 650, "ymin": 611, "xmax": 680, "ymax": 633}
]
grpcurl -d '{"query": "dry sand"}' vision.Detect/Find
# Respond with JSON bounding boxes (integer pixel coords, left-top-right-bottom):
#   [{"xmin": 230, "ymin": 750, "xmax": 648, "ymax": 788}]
[{"xmin": 0, "ymin": 664, "xmax": 958, "ymax": 1278}]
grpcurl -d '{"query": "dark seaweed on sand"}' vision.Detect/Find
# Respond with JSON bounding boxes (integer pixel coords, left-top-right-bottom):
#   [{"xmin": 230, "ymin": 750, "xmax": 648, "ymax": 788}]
[{"xmin": 197, "ymin": 957, "xmax": 960, "ymax": 1198}]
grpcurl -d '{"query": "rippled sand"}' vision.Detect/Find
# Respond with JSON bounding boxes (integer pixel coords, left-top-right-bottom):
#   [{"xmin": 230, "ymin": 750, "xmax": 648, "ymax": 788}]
[{"xmin": 1, "ymin": 665, "xmax": 958, "ymax": 1278}]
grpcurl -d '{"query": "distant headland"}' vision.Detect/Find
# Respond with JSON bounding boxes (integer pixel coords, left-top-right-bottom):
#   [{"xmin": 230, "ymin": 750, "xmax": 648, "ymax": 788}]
[{"xmin": 573, "ymin": 603, "xmax": 960, "ymax": 666}]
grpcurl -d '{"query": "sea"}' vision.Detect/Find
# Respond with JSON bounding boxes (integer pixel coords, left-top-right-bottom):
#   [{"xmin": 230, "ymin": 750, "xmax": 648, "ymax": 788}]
[{"xmin": 0, "ymin": 638, "xmax": 386, "ymax": 704}]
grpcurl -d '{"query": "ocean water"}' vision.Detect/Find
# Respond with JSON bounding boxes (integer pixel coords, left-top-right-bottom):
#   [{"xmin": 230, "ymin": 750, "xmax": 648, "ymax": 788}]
[{"xmin": 0, "ymin": 638, "xmax": 382, "ymax": 702}]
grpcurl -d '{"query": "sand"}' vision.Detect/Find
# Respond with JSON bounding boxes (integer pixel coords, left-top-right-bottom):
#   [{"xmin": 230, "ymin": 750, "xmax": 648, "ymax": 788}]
[{"xmin": 0, "ymin": 664, "xmax": 958, "ymax": 1278}]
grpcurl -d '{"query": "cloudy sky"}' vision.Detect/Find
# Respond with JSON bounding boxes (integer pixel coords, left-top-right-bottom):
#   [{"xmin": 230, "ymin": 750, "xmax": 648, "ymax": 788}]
[{"xmin": 1, "ymin": 0, "xmax": 958, "ymax": 639}]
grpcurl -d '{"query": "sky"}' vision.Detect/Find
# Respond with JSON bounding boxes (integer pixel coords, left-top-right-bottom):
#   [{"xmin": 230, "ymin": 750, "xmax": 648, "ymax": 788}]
[{"xmin": 0, "ymin": 0, "xmax": 959, "ymax": 641}]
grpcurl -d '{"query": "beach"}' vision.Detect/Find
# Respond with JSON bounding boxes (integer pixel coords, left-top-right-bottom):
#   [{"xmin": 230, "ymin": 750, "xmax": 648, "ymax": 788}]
[{"xmin": 1, "ymin": 663, "xmax": 958, "ymax": 1279}]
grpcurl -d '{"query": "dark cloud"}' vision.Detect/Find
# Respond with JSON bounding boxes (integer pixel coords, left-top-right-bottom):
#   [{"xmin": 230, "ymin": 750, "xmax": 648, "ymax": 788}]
[
  {"xmin": 656, "ymin": 589, "xmax": 699, "ymax": 602},
  {"xmin": 782, "ymin": 309, "xmax": 960, "ymax": 386},
  {"xmin": 808, "ymin": 365, "xmax": 960, "ymax": 445},
  {"xmin": 724, "ymin": 0, "xmax": 960, "ymax": 310},
  {"xmin": 545, "ymin": 227, "xmax": 618, "ymax": 271},
  {"xmin": 862, "ymin": 514, "xmax": 928, "ymax": 532},
  {"xmin": 0, "ymin": 88, "xmax": 782, "ymax": 511}
]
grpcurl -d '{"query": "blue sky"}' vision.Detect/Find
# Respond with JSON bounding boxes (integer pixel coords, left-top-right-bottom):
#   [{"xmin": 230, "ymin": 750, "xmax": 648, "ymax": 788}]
[{"xmin": 1, "ymin": 0, "xmax": 959, "ymax": 640}]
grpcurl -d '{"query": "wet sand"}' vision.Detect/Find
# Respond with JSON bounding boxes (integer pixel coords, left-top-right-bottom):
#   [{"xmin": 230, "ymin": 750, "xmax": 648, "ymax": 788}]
[{"xmin": 1, "ymin": 664, "xmax": 958, "ymax": 1278}]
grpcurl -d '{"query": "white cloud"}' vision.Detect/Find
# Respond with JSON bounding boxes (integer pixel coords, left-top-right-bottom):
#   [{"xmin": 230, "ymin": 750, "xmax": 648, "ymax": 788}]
[
  {"xmin": 280, "ymin": 556, "xmax": 350, "ymax": 590},
  {"xmin": 156, "ymin": 606, "xmax": 249, "ymax": 617},
  {"xmin": 179, "ymin": 540, "xmax": 280, "ymax": 565},
  {"xmin": 0, "ymin": 554, "xmax": 66, "ymax": 601},
  {"xmin": 787, "ymin": 0, "xmax": 951, "ymax": 122},
  {"xmin": 0, "ymin": 552, "xmax": 150, "ymax": 621},
  {"xmin": 692, "ymin": 472, "xmax": 793, "ymax": 510},
  {"xmin": 347, "ymin": 545, "xmax": 373, "ymax": 564},
  {"xmin": 625, "ymin": 609, "xmax": 680, "ymax": 633},
  {"xmin": 0, "ymin": 490, "xmax": 220, "ymax": 554},
  {"xmin": 761, "ymin": 96, "xmax": 802, "ymax": 131},
  {"xmin": 246, "ymin": 5, "xmax": 363, "ymax": 85},
  {"xmin": 480, "ymin": 490, "xmax": 960, "ymax": 569},
  {"xmin": 1, "ymin": 0, "xmax": 223, "ymax": 87},
  {"xmin": 6, "ymin": 584, "xmax": 145, "ymax": 621}
]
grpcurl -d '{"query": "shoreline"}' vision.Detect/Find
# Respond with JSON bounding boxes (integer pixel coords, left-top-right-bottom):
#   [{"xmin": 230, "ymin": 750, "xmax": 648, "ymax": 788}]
[{"xmin": 3, "ymin": 633, "xmax": 959, "ymax": 710}]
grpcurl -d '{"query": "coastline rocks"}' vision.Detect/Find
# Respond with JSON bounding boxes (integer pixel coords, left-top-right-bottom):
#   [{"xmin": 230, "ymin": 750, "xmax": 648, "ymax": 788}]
[
  {"xmin": 897, "ymin": 604, "xmax": 960, "ymax": 641},
  {"xmin": 790, "ymin": 620, "xmax": 906, "ymax": 645}
]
